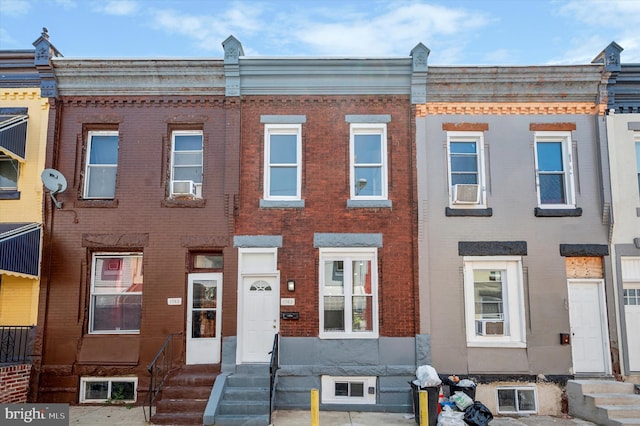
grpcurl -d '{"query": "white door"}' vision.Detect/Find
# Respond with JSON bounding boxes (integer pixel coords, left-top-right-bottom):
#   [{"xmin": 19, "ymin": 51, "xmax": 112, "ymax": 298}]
[
  {"xmin": 240, "ymin": 275, "xmax": 279, "ymax": 363},
  {"xmin": 623, "ymin": 286, "xmax": 640, "ymax": 371},
  {"xmin": 186, "ymin": 273, "xmax": 222, "ymax": 365},
  {"xmin": 568, "ymin": 280, "xmax": 610, "ymax": 374}
]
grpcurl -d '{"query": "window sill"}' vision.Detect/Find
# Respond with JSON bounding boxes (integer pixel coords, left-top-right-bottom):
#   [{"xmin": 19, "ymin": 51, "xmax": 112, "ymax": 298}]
[
  {"xmin": 0, "ymin": 190, "xmax": 20, "ymax": 200},
  {"xmin": 446, "ymin": 207, "xmax": 492, "ymax": 217},
  {"xmin": 260, "ymin": 199, "xmax": 305, "ymax": 208},
  {"xmin": 534, "ymin": 207, "xmax": 582, "ymax": 217},
  {"xmin": 466, "ymin": 341, "xmax": 526, "ymax": 348},
  {"xmin": 319, "ymin": 333, "xmax": 379, "ymax": 339},
  {"xmin": 75, "ymin": 199, "xmax": 119, "ymax": 208},
  {"xmin": 346, "ymin": 200, "xmax": 392, "ymax": 209},
  {"xmin": 162, "ymin": 198, "xmax": 206, "ymax": 208}
]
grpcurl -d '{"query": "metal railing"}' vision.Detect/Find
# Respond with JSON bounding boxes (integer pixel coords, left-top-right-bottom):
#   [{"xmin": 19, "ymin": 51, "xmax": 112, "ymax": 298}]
[
  {"xmin": 268, "ymin": 333, "xmax": 279, "ymax": 424},
  {"xmin": 144, "ymin": 332, "xmax": 181, "ymax": 422},
  {"xmin": 0, "ymin": 326, "xmax": 34, "ymax": 364}
]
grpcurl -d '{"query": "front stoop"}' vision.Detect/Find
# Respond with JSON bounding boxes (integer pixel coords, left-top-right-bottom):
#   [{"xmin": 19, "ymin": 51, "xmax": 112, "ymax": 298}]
[
  {"xmin": 213, "ymin": 364, "xmax": 271, "ymax": 426},
  {"xmin": 151, "ymin": 364, "xmax": 220, "ymax": 425},
  {"xmin": 567, "ymin": 379, "xmax": 640, "ymax": 426}
]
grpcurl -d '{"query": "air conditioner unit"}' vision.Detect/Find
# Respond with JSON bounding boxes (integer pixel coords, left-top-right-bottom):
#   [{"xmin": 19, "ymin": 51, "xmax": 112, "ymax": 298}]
[
  {"xmin": 172, "ymin": 180, "xmax": 196, "ymax": 196},
  {"xmin": 475, "ymin": 319, "xmax": 504, "ymax": 336},
  {"xmin": 453, "ymin": 184, "xmax": 480, "ymax": 204}
]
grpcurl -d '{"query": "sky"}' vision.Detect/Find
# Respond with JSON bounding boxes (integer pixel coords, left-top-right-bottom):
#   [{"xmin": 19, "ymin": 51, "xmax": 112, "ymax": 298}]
[{"xmin": 0, "ymin": 0, "xmax": 639, "ymax": 65}]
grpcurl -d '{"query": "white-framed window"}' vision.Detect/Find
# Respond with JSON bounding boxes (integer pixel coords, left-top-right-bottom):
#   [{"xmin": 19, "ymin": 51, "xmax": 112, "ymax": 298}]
[
  {"xmin": 80, "ymin": 377, "xmax": 138, "ymax": 403},
  {"xmin": 89, "ymin": 253, "xmax": 143, "ymax": 334},
  {"xmin": 171, "ymin": 130, "xmax": 203, "ymax": 198},
  {"xmin": 319, "ymin": 248, "xmax": 378, "ymax": 338},
  {"xmin": 496, "ymin": 386, "xmax": 537, "ymax": 414},
  {"xmin": 533, "ymin": 131, "xmax": 575, "ymax": 208},
  {"xmin": 84, "ymin": 131, "xmax": 119, "ymax": 199},
  {"xmin": 321, "ymin": 375, "xmax": 376, "ymax": 405},
  {"xmin": 463, "ymin": 256, "xmax": 525, "ymax": 347},
  {"xmin": 0, "ymin": 153, "xmax": 19, "ymax": 190},
  {"xmin": 447, "ymin": 132, "xmax": 485, "ymax": 207},
  {"xmin": 263, "ymin": 124, "xmax": 302, "ymax": 200},
  {"xmin": 350, "ymin": 123, "xmax": 388, "ymax": 200},
  {"xmin": 635, "ymin": 137, "xmax": 640, "ymax": 198}
]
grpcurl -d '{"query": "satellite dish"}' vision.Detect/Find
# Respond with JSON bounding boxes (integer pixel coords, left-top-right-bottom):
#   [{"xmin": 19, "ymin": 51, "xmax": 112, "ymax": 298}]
[{"xmin": 41, "ymin": 168, "xmax": 67, "ymax": 209}]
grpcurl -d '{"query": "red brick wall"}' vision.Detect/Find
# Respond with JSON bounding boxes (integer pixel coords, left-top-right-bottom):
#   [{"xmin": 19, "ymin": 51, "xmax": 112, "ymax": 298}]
[
  {"xmin": 0, "ymin": 364, "xmax": 31, "ymax": 403},
  {"xmin": 237, "ymin": 95, "xmax": 418, "ymax": 338}
]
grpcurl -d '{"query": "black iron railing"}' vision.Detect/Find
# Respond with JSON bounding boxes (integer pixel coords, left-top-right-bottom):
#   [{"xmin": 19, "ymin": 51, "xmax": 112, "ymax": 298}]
[
  {"xmin": 144, "ymin": 332, "xmax": 181, "ymax": 422},
  {"xmin": 268, "ymin": 333, "xmax": 279, "ymax": 424},
  {"xmin": 0, "ymin": 326, "xmax": 34, "ymax": 364}
]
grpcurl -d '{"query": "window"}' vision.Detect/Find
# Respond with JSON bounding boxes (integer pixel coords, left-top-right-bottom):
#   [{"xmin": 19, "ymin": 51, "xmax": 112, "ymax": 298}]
[
  {"xmin": 171, "ymin": 130, "xmax": 203, "ymax": 198},
  {"xmin": 447, "ymin": 132, "xmax": 485, "ymax": 206},
  {"xmin": 635, "ymin": 138, "xmax": 640, "ymax": 198},
  {"xmin": 534, "ymin": 132, "xmax": 575, "ymax": 207},
  {"xmin": 496, "ymin": 387, "xmax": 537, "ymax": 414},
  {"xmin": 84, "ymin": 131, "xmax": 118, "ymax": 199},
  {"xmin": 80, "ymin": 377, "xmax": 137, "ymax": 403},
  {"xmin": 319, "ymin": 248, "xmax": 378, "ymax": 338},
  {"xmin": 192, "ymin": 253, "xmax": 223, "ymax": 270},
  {"xmin": 90, "ymin": 253, "xmax": 143, "ymax": 334},
  {"xmin": 463, "ymin": 257, "xmax": 525, "ymax": 347},
  {"xmin": 0, "ymin": 153, "xmax": 18, "ymax": 190},
  {"xmin": 264, "ymin": 124, "xmax": 301, "ymax": 200},
  {"xmin": 350, "ymin": 124, "xmax": 387, "ymax": 200},
  {"xmin": 321, "ymin": 376, "xmax": 376, "ymax": 405}
]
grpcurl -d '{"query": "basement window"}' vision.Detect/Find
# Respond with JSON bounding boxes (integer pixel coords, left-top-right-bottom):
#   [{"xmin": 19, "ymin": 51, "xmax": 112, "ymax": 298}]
[
  {"xmin": 80, "ymin": 377, "xmax": 137, "ymax": 403},
  {"xmin": 496, "ymin": 386, "xmax": 537, "ymax": 414},
  {"xmin": 321, "ymin": 376, "xmax": 376, "ymax": 404}
]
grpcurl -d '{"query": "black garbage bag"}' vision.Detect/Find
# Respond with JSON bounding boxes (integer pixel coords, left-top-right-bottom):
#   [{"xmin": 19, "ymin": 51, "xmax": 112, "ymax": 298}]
[{"xmin": 463, "ymin": 401, "xmax": 493, "ymax": 426}]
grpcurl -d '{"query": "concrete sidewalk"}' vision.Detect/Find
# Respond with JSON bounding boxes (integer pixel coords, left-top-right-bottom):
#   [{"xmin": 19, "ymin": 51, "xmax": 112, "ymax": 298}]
[{"xmin": 69, "ymin": 406, "xmax": 597, "ymax": 425}]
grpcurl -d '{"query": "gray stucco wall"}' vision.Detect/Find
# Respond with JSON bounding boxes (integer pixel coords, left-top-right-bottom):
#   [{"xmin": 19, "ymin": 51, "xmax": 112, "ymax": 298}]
[{"xmin": 416, "ymin": 113, "xmax": 611, "ymax": 375}]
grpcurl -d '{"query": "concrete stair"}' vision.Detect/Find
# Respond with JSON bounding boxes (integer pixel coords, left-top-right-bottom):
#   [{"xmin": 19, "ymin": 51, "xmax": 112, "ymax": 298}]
[
  {"xmin": 151, "ymin": 364, "xmax": 220, "ymax": 425},
  {"xmin": 567, "ymin": 379, "xmax": 640, "ymax": 426},
  {"xmin": 213, "ymin": 364, "xmax": 271, "ymax": 426}
]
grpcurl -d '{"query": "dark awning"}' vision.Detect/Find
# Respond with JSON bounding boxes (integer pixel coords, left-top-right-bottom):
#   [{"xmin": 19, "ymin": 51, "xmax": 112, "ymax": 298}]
[
  {"xmin": 0, "ymin": 108, "xmax": 29, "ymax": 161},
  {"xmin": 0, "ymin": 223, "xmax": 41, "ymax": 278}
]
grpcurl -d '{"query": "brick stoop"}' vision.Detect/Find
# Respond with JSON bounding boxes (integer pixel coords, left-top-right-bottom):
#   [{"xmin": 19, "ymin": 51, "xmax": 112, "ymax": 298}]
[{"xmin": 151, "ymin": 364, "xmax": 220, "ymax": 425}]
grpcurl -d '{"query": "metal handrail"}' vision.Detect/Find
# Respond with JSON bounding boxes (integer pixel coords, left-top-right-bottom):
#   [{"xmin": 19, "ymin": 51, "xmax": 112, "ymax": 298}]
[
  {"xmin": 144, "ymin": 332, "xmax": 181, "ymax": 422},
  {"xmin": 0, "ymin": 326, "xmax": 34, "ymax": 364},
  {"xmin": 268, "ymin": 333, "xmax": 279, "ymax": 424}
]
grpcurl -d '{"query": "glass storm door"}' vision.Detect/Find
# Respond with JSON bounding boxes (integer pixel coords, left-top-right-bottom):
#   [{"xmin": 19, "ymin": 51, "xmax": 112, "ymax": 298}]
[{"xmin": 186, "ymin": 273, "xmax": 222, "ymax": 365}]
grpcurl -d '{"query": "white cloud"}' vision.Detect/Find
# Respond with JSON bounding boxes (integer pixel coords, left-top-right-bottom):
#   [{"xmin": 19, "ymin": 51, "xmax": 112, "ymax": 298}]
[
  {"xmin": 0, "ymin": 0, "xmax": 31, "ymax": 16},
  {"xmin": 93, "ymin": 0, "xmax": 139, "ymax": 16}
]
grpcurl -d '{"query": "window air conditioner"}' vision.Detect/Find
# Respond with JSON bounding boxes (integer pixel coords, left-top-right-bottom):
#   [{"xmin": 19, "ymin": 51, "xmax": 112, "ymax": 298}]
[
  {"xmin": 172, "ymin": 180, "xmax": 197, "ymax": 196},
  {"xmin": 475, "ymin": 319, "xmax": 504, "ymax": 336},
  {"xmin": 453, "ymin": 184, "xmax": 480, "ymax": 204}
]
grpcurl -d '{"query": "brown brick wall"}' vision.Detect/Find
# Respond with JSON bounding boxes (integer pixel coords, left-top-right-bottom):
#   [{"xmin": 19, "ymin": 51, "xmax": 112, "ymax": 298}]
[
  {"xmin": 237, "ymin": 95, "xmax": 418, "ymax": 338},
  {"xmin": 0, "ymin": 364, "xmax": 31, "ymax": 403}
]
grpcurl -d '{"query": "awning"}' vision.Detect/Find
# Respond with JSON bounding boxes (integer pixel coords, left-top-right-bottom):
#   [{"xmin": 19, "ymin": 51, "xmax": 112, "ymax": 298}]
[
  {"xmin": 0, "ymin": 223, "xmax": 41, "ymax": 279},
  {"xmin": 0, "ymin": 108, "xmax": 29, "ymax": 162}
]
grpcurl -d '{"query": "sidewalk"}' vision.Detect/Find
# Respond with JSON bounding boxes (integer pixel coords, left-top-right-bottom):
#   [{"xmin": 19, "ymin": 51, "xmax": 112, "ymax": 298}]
[{"xmin": 69, "ymin": 406, "xmax": 597, "ymax": 425}]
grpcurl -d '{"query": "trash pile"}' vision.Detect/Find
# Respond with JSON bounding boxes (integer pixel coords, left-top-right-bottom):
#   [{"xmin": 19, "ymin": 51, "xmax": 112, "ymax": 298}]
[{"xmin": 410, "ymin": 365, "xmax": 493, "ymax": 426}]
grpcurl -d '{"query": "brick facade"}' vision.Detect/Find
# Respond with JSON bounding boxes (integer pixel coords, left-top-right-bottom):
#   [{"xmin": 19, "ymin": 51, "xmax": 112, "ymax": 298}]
[{"xmin": 0, "ymin": 364, "xmax": 31, "ymax": 403}]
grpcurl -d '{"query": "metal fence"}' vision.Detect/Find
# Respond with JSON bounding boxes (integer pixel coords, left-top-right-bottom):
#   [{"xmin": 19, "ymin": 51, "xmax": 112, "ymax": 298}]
[{"xmin": 0, "ymin": 326, "xmax": 35, "ymax": 364}]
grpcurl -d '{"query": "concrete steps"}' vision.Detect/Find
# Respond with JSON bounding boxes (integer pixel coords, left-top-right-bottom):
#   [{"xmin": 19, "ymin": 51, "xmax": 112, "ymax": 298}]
[
  {"xmin": 212, "ymin": 364, "xmax": 271, "ymax": 426},
  {"xmin": 150, "ymin": 364, "xmax": 220, "ymax": 425},
  {"xmin": 567, "ymin": 380, "xmax": 640, "ymax": 426}
]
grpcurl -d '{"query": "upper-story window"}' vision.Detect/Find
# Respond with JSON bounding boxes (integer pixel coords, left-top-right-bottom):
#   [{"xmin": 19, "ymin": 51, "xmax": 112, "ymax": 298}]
[
  {"xmin": 264, "ymin": 124, "xmax": 302, "ymax": 200},
  {"xmin": 635, "ymin": 136, "xmax": 640, "ymax": 198},
  {"xmin": 350, "ymin": 123, "xmax": 388, "ymax": 200},
  {"xmin": 171, "ymin": 130, "xmax": 203, "ymax": 198},
  {"xmin": 0, "ymin": 153, "xmax": 18, "ymax": 191},
  {"xmin": 533, "ymin": 132, "xmax": 575, "ymax": 208},
  {"xmin": 447, "ymin": 132, "xmax": 485, "ymax": 207},
  {"xmin": 84, "ymin": 131, "xmax": 119, "ymax": 199}
]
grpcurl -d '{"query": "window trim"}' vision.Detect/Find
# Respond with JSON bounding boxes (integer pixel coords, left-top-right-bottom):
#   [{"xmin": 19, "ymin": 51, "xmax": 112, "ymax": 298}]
[
  {"xmin": 79, "ymin": 376, "xmax": 138, "ymax": 404},
  {"xmin": 446, "ymin": 131, "xmax": 486, "ymax": 208},
  {"xmin": 533, "ymin": 131, "xmax": 575, "ymax": 208},
  {"xmin": 349, "ymin": 123, "xmax": 388, "ymax": 201},
  {"xmin": 89, "ymin": 252, "xmax": 143, "ymax": 335},
  {"xmin": 319, "ymin": 247, "xmax": 379, "ymax": 339},
  {"xmin": 84, "ymin": 130, "xmax": 119, "ymax": 199},
  {"xmin": 263, "ymin": 123, "xmax": 302, "ymax": 201},
  {"xmin": 321, "ymin": 375, "xmax": 376, "ymax": 405},
  {"xmin": 170, "ymin": 130, "xmax": 204, "ymax": 199},
  {"xmin": 463, "ymin": 256, "xmax": 526, "ymax": 348},
  {"xmin": 635, "ymin": 136, "xmax": 640, "ymax": 200},
  {"xmin": 496, "ymin": 386, "xmax": 538, "ymax": 415}
]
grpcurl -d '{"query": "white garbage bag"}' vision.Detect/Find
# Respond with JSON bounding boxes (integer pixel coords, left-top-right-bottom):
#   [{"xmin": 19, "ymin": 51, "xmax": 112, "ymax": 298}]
[{"xmin": 415, "ymin": 364, "xmax": 442, "ymax": 387}]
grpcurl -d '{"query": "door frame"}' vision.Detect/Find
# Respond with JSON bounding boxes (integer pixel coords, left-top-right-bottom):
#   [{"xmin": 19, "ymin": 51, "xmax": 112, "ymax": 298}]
[
  {"xmin": 186, "ymin": 272, "xmax": 223, "ymax": 365},
  {"xmin": 567, "ymin": 279, "xmax": 611, "ymax": 375}
]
